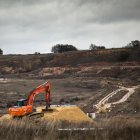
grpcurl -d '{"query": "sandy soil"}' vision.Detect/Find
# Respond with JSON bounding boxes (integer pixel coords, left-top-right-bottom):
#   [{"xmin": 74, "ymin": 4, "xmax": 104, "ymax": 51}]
[{"xmin": 0, "ymin": 106, "xmax": 94, "ymax": 123}]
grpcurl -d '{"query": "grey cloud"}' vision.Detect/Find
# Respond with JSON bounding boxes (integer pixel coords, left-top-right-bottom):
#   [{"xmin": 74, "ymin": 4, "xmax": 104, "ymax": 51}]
[
  {"xmin": 0, "ymin": 0, "xmax": 140, "ymax": 54},
  {"xmin": 75, "ymin": 0, "xmax": 140, "ymax": 23},
  {"xmin": 1, "ymin": 0, "xmax": 140, "ymax": 28}
]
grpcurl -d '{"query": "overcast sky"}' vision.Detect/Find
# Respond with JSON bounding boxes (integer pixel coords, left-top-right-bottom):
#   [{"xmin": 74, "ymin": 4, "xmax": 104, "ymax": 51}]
[{"xmin": 0, "ymin": 0, "xmax": 140, "ymax": 54}]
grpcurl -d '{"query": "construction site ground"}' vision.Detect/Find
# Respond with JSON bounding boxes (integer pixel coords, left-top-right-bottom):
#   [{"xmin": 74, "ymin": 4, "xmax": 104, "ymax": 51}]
[
  {"xmin": 0, "ymin": 72, "xmax": 140, "ymax": 120},
  {"xmin": 0, "ymin": 106, "xmax": 93, "ymax": 123}
]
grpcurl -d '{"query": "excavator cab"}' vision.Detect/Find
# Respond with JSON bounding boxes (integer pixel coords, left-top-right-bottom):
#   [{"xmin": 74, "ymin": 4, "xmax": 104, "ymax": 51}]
[{"xmin": 15, "ymin": 99, "xmax": 27, "ymax": 107}]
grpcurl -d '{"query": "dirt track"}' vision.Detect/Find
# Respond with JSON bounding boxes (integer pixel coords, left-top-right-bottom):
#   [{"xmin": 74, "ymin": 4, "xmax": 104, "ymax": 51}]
[{"xmin": 96, "ymin": 85, "xmax": 139, "ymax": 109}]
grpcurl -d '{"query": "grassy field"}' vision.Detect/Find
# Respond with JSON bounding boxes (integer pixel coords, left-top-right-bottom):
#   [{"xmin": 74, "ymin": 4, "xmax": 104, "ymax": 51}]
[{"xmin": 0, "ymin": 117, "xmax": 140, "ymax": 140}]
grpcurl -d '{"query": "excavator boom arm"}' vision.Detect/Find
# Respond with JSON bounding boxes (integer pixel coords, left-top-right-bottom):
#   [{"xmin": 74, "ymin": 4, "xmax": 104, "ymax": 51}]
[{"xmin": 27, "ymin": 81, "xmax": 50, "ymax": 108}]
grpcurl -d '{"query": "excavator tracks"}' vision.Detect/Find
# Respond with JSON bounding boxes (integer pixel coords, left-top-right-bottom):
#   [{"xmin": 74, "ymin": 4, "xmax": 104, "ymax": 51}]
[
  {"xmin": 12, "ymin": 112, "xmax": 44, "ymax": 120},
  {"xmin": 27, "ymin": 112, "xmax": 44, "ymax": 120}
]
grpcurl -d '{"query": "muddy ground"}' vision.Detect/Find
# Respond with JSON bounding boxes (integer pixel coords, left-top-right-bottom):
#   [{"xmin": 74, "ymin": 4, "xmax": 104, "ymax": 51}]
[{"xmin": 0, "ymin": 76, "xmax": 139, "ymax": 118}]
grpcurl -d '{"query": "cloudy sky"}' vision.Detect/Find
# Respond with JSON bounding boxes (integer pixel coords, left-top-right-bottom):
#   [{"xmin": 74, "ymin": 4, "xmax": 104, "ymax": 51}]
[{"xmin": 0, "ymin": 0, "xmax": 140, "ymax": 54}]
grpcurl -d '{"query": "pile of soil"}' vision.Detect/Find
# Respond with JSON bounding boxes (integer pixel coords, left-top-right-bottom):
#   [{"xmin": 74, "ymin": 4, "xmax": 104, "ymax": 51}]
[
  {"xmin": 40, "ymin": 106, "xmax": 94, "ymax": 123},
  {"xmin": 0, "ymin": 106, "xmax": 94, "ymax": 124}
]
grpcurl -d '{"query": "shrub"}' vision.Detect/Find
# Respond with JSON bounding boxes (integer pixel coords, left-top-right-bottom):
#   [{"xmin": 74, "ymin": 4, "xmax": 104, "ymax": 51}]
[
  {"xmin": 89, "ymin": 44, "xmax": 106, "ymax": 50},
  {"xmin": 51, "ymin": 44, "xmax": 78, "ymax": 53},
  {"xmin": 0, "ymin": 48, "xmax": 3, "ymax": 55},
  {"xmin": 125, "ymin": 40, "xmax": 140, "ymax": 48},
  {"xmin": 34, "ymin": 52, "xmax": 40, "ymax": 55}
]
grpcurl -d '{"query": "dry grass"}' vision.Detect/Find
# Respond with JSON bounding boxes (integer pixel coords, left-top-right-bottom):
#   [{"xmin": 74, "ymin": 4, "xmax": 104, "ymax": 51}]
[{"xmin": 0, "ymin": 117, "xmax": 140, "ymax": 140}]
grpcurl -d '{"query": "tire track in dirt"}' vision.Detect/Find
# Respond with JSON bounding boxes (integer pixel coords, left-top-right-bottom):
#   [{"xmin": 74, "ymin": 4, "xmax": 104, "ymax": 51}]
[{"xmin": 95, "ymin": 85, "xmax": 139, "ymax": 110}]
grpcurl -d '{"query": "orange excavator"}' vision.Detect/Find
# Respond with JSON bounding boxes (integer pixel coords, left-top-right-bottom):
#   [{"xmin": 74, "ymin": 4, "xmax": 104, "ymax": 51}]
[{"xmin": 8, "ymin": 81, "xmax": 51, "ymax": 118}]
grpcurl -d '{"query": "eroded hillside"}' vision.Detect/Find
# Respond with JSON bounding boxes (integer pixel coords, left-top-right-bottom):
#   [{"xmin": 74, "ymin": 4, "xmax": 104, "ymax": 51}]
[
  {"xmin": 0, "ymin": 48, "xmax": 140, "ymax": 79},
  {"xmin": 0, "ymin": 48, "xmax": 140, "ymax": 117}
]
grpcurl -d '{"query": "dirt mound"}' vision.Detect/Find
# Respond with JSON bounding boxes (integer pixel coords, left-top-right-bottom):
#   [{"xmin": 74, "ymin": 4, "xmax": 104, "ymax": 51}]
[
  {"xmin": 0, "ymin": 106, "xmax": 94, "ymax": 123},
  {"xmin": 0, "ymin": 114, "xmax": 12, "ymax": 121},
  {"xmin": 41, "ymin": 106, "xmax": 93, "ymax": 123},
  {"xmin": 44, "ymin": 106, "xmax": 92, "ymax": 122}
]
